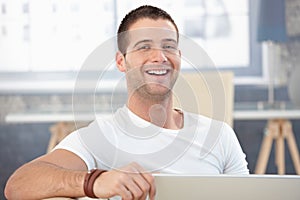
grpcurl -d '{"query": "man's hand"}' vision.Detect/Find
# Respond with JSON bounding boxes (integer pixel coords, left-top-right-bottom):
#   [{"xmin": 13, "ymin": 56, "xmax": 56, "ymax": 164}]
[{"xmin": 93, "ymin": 162, "xmax": 156, "ymax": 200}]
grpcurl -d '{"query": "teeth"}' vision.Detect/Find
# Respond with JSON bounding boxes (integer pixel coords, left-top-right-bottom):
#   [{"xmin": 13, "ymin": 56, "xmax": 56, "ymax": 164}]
[{"xmin": 147, "ymin": 70, "xmax": 167, "ymax": 75}]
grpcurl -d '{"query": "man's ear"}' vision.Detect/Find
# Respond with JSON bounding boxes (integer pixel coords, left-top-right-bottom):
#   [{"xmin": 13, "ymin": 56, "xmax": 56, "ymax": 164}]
[{"xmin": 116, "ymin": 51, "xmax": 126, "ymax": 72}]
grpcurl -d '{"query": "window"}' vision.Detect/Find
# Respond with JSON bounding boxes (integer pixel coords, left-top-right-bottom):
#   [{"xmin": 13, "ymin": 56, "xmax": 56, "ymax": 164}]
[
  {"xmin": 183, "ymin": 0, "xmax": 249, "ymax": 68},
  {"xmin": 0, "ymin": 0, "xmax": 261, "ymax": 83},
  {"xmin": 116, "ymin": 0, "xmax": 261, "ymax": 79},
  {"xmin": 0, "ymin": 0, "xmax": 115, "ymax": 72}
]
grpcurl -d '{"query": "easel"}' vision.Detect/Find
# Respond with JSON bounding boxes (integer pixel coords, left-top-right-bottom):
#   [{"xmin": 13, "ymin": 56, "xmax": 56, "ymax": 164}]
[
  {"xmin": 47, "ymin": 121, "xmax": 88, "ymax": 153},
  {"xmin": 255, "ymin": 119, "xmax": 300, "ymax": 174}
]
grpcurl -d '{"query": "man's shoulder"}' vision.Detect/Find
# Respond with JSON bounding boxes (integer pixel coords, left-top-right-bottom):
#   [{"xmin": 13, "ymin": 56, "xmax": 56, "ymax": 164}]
[
  {"xmin": 183, "ymin": 110, "xmax": 231, "ymax": 130},
  {"xmin": 183, "ymin": 110, "xmax": 212, "ymax": 123}
]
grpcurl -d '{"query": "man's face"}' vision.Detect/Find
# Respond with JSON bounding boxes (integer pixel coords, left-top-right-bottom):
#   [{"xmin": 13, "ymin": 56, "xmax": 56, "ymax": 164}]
[{"xmin": 117, "ymin": 18, "xmax": 181, "ymax": 100}]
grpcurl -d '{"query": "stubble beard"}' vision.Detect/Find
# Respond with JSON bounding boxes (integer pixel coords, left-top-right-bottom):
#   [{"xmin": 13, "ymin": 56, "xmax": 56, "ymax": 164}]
[{"xmin": 127, "ymin": 67, "xmax": 178, "ymax": 103}]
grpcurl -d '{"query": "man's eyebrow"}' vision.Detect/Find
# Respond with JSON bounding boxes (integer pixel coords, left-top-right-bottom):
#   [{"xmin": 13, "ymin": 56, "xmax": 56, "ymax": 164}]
[
  {"xmin": 162, "ymin": 38, "xmax": 177, "ymax": 43},
  {"xmin": 133, "ymin": 38, "xmax": 177, "ymax": 48},
  {"xmin": 133, "ymin": 39, "xmax": 153, "ymax": 48}
]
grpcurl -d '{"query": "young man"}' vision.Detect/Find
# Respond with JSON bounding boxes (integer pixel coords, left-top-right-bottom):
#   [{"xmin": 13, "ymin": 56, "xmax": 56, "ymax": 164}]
[{"xmin": 5, "ymin": 5, "xmax": 248, "ymax": 200}]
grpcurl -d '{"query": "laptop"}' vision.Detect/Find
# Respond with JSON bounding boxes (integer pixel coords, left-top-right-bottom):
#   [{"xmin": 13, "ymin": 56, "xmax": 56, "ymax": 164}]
[{"xmin": 154, "ymin": 174, "xmax": 300, "ymax": 200}]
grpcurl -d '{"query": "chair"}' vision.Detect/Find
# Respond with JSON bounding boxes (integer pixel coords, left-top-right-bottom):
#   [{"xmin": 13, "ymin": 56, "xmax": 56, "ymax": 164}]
[{"xmin": 173, "ymin": 71, "xmax": 234, "ymax": 127}]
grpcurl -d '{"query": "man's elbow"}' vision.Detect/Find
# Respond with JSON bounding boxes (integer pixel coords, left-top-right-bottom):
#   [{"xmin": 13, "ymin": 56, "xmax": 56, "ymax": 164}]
[
  {"xmin": 4, "ymin": 179, "xmax": 14, "ymax": 199},
  {"xmin": 4, "ymin": 176, "xmax": 23, "ymax": 200}
]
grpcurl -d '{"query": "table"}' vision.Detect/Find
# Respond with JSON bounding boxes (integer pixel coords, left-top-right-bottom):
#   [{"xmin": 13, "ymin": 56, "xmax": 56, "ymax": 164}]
[
  {"xmin": 5, "ymin": 105, "xmax": 111, "ymax": 123},
  {"xmin": 5, "ymin": 102, "xmax": 300, "ymax": 174},
  {"xmin": 233, "ymin": 102, "xmax": 300, "ymax": 120},
  {"xmin": 5, "ymin": 105, "xmax": 113, "ymax": 152},
  {"xmin": 6, "ymin": 102, "xmax": 300, "ymax": 123}
]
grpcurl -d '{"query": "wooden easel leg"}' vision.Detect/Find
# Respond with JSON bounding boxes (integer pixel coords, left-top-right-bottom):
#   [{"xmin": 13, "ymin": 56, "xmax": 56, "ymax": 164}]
[
  {"xmin": 47, "ymin": 123, "xmax": 60, "ymax": 153},
  {"xmin": 275, "ymin": 120, "xmax": 285, "ymax": 174},
  {"xmin": 255, "ymin": 120, "xmax": 279, "ymax": 174},
  {"xmin": 283, "ymin": 120, "xmax": 300, "ymax": 175},
  {"xmin": 47, "ymin": 122, "xmax": 68, "ymax": 153}
]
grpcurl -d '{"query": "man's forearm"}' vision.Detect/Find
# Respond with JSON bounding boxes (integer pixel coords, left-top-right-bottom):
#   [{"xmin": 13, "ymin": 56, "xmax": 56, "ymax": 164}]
[{"xmin": 5, "ymin": 161, "xmax": 86, "ymax": 200}]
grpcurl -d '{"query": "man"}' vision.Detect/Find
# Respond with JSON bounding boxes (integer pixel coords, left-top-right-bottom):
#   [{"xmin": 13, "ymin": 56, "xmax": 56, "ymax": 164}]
[{"xmin": 5, "ymin": 5, "xmax": 248, "ymax": 200}]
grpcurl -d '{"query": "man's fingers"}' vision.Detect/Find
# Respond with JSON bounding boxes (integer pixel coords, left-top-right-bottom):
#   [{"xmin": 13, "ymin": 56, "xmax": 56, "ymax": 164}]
[
  {"xmin": 130, "ymin": 162, "xmax": 156, "ymax": 200},
  {"xmin": 148, "ymin": 179, "xmax": 156, "ymax": 200},
  {"xmin": 130, "ymin": 173, "xmax": 151, "ymax": 199},
  {"xmin": 109, "ymin": 162, "xmax": 156, "ymax": 200},
  {"xmin": 124, "ymin": 177, "xmax": 145, "ymax": 200},
  {"xmin": 119, "ymin": 184, "xmax": 133, "ymax": 200},
  {"xmin": 145, "ymin": 174, "xmax": 156, "ymax": 200}
]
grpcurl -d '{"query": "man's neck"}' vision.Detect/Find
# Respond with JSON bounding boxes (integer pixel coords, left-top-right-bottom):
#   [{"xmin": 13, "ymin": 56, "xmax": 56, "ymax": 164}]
[{"xmin": 127, "ymin": 94, "xmax": 183, "ymax": 130}]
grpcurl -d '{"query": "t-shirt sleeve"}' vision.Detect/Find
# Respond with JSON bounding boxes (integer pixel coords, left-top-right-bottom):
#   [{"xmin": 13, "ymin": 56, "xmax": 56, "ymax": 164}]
[
  {"xmin": 53, "ymin": 130, "xmax": 97, "ymax": 170},
  {"xmin": 222, "ymin": 124, "xmax": 249, "ymax": 174}
]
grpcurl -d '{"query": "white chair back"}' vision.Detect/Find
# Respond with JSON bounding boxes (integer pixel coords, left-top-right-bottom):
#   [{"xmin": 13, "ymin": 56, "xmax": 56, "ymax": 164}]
[{"xmin": 173, "ymin": 71, "xmax": 234, "ymax": 127}]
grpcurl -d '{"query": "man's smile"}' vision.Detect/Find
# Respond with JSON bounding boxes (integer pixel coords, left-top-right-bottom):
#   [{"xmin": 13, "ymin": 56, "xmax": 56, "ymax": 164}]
[
  {"xmin": 143, "ymin": 65, "xmax": 173, "ymax": 78},
  {"xmin": 146, "ymin": 69, "xmax": 169, "ymax": 76}
]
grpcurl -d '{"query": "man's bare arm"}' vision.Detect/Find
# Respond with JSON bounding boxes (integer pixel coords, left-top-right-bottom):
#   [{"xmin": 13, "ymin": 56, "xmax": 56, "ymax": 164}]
[
  {"xmin": 5, "ymin": 149, "xmax": 88, "ymax": 199},
  {"xmin": 5, "ymin": 150, "xmax": 156, "ymax": 200}
]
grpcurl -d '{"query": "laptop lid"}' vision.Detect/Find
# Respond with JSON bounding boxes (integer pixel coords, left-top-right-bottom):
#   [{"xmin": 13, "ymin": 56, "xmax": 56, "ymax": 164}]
[{"xmin": 154, "ymin": 174, "xmax": 300, "ymax": 200}]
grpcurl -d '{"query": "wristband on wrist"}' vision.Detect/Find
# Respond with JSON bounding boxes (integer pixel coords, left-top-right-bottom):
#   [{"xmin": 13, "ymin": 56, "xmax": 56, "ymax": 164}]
[{"xmin": 84, "ymin": 169, "xmax": 107, "ymax": 198}]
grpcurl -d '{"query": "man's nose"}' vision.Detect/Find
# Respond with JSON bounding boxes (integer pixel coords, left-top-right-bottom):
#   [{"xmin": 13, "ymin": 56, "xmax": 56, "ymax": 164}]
[{"xmin": 149, "ymin": 48, "xmax": 168, "ymax": 63}]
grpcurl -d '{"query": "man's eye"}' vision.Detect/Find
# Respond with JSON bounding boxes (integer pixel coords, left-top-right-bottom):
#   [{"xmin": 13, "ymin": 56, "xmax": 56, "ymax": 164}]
[
  {"xmin": 163, "ymin": 45, "xmax": 177, "ymax": 50},
  {"xmin": 137, "ymin": 45, "xmax": 151, "ymax": 50}
]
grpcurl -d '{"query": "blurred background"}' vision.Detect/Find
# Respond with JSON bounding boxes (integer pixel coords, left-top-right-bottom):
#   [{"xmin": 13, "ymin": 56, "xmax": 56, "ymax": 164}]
[{"xmin": 1, "ymin": 0, "xmax": 300, "ymax": 199}]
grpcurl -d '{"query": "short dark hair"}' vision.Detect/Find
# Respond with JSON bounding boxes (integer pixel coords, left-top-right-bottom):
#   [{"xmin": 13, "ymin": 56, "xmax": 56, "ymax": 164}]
[{"xmin": 117, "ymin": 5, "xmax": 179, "ymax": 54}]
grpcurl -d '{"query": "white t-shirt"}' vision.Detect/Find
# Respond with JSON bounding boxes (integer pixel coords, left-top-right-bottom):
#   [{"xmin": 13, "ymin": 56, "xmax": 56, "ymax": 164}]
[{"xmin": 55, "ymin": 105, "xmax": 249, "ymax": 174}]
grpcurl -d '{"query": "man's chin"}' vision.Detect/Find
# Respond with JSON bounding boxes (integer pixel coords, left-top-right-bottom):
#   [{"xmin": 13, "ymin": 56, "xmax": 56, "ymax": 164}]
[{"xmin": 143, "ymin": 86, "xmax": 173, "ymax": 101}]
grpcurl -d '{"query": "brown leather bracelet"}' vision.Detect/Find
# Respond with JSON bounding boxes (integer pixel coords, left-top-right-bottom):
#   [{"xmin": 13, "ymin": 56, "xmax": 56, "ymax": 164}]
[{"xmin": 84, "ymin": 169, "xmax": 107, "ymax": 198}]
